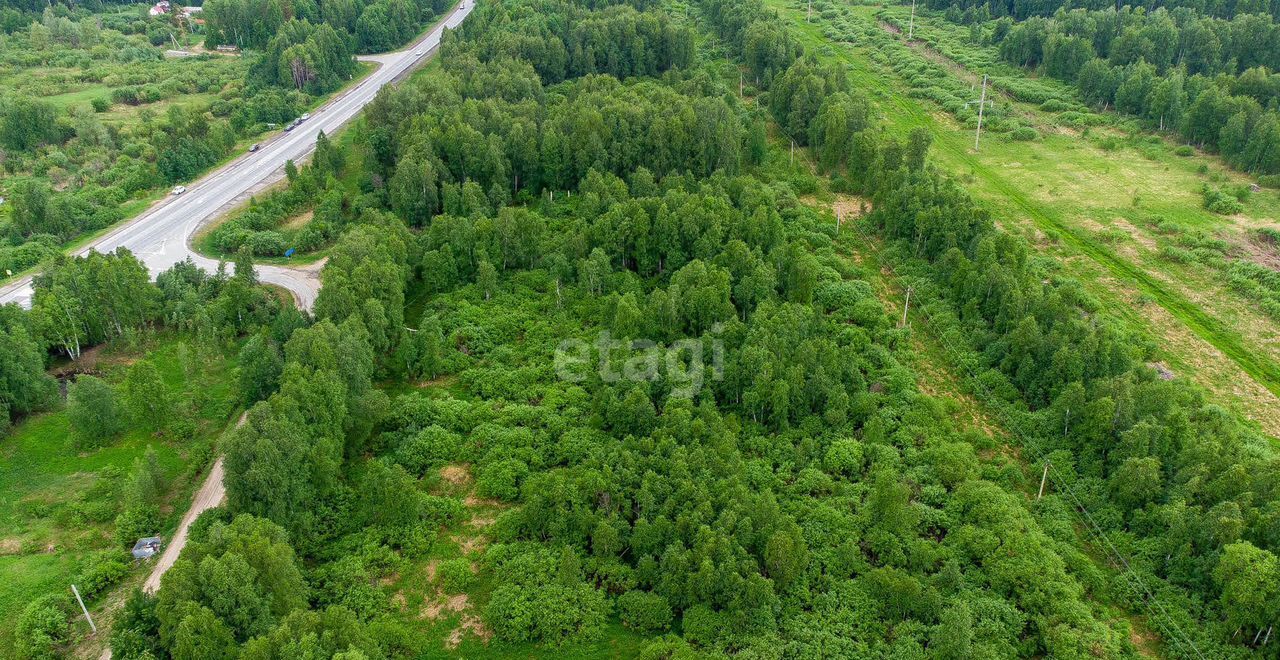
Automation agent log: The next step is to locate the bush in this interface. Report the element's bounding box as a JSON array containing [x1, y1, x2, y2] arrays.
[[14, 594, 69, 660], [1174, 145, 1194, 157], [617, 590, 672, 632], [486, 582, 609, 645], [1202, 186, 1244, 215], [436, 558, 476, 593], [91, 97, 110, 112], [476, 459, 529, 501], [75, 549, 130, 600], [394, 425, 462, 476], [1010, 126, 1039, 141], [67, 375, 124, 449], [1159, 246, 1196, 264], [1039, 98, 1070, 112], [115, 504, 161, 548]]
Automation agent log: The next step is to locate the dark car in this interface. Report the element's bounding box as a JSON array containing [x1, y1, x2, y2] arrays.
[[248, 143, 260, 152]]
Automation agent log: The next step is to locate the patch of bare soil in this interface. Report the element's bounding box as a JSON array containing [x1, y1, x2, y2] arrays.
[[445, 614, 493, 649], [1238, 229, 1280, 272], [466, 514, 495, 528], [455, 534, 487, 556], [413, 464, 502, 648], [1112, 217, 1158, 252], [282, 209, 314, 230], [462, 493, 501, 508], [440, 464, 472, 488], [416, 374, 457, 389], [0, 538, 20, 555], [52, 344, 139, 378], [832, 194, 870, 222]]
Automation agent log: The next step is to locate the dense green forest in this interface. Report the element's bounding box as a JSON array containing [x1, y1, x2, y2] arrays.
[[923, 0, 1280, 177], [2, 0, 1280, 657]]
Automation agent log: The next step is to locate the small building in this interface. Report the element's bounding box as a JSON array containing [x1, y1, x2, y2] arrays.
[[132, 537, 163, 560], [149, 1, 170, 16]]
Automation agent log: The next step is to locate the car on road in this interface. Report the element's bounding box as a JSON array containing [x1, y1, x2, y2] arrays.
[[300, 113, 311, 121], [414, 50, 423, 57], [248, 143, 260, 152], [171, 186, 186, 196], [284, 120, 298, 132]]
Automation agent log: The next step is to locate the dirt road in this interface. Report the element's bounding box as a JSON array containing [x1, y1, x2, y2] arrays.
[[142, 457, 226, 594]]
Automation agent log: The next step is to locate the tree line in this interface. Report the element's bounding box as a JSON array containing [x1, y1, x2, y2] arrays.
[[923, 0, 1280, 22], [988, 5, 1280, 176]]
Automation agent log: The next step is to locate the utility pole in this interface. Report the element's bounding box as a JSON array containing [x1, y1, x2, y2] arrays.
[[1038, 462, 1050, 499], [900, 286, 912, 327], [973, 75, 988, 150], [807, 0, 812, 22], [71, 584, 96, 634], [789, 139, 795, 167], [908, 0, 916, 40], [835, 209, 841, 235], [739, 70, 743, 98]]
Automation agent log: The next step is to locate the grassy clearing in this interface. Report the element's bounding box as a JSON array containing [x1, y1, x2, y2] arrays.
[[770, 0, 1280, 436], [0, 333, 242, 655]]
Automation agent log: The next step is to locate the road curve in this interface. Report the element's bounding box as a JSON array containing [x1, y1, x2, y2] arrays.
[[0, 1, 474, 311]]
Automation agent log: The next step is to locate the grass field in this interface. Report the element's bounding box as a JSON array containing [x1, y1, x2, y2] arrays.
[[770, 0, 1280, 437], [0, 334, 241, 656]]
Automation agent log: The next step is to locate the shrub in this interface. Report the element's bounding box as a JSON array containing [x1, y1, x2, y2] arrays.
[[394, 425, 462, 476], [486, 582, 609, 644], [1010, 126, 1039, 141], [617, 590, 672, 632], [436, 558, 476, 593], [1039, 98, 1070, 112], [67, 375, 124, 449], [91, 97, 110, 112], [14, 594, 69, 660], [1174, 145, 1194, 157], [476, 459, 529, 501], [75, 550, 130, 600], [1202, 186, 1244, 215], [1159, 246, 1196, 264], [115, 504, 161, 548]]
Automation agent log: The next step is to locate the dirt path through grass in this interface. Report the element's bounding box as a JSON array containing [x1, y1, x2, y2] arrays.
[[141, 457, 225, 594]]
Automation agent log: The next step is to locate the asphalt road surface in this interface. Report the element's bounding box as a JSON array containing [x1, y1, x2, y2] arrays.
[[0, 0, 474, 311]]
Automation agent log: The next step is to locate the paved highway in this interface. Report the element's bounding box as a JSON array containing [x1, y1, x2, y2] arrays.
[[0, 0, 474, 311]]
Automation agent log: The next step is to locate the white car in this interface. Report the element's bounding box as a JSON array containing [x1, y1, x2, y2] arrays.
[[414, 51, 423, 57], [171, 186, 186, 196], [300, 113, 311, 121]]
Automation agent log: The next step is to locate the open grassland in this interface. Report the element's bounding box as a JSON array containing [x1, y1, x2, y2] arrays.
[[772, 0, 1280, 436], [0, 334, 240, 656]]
